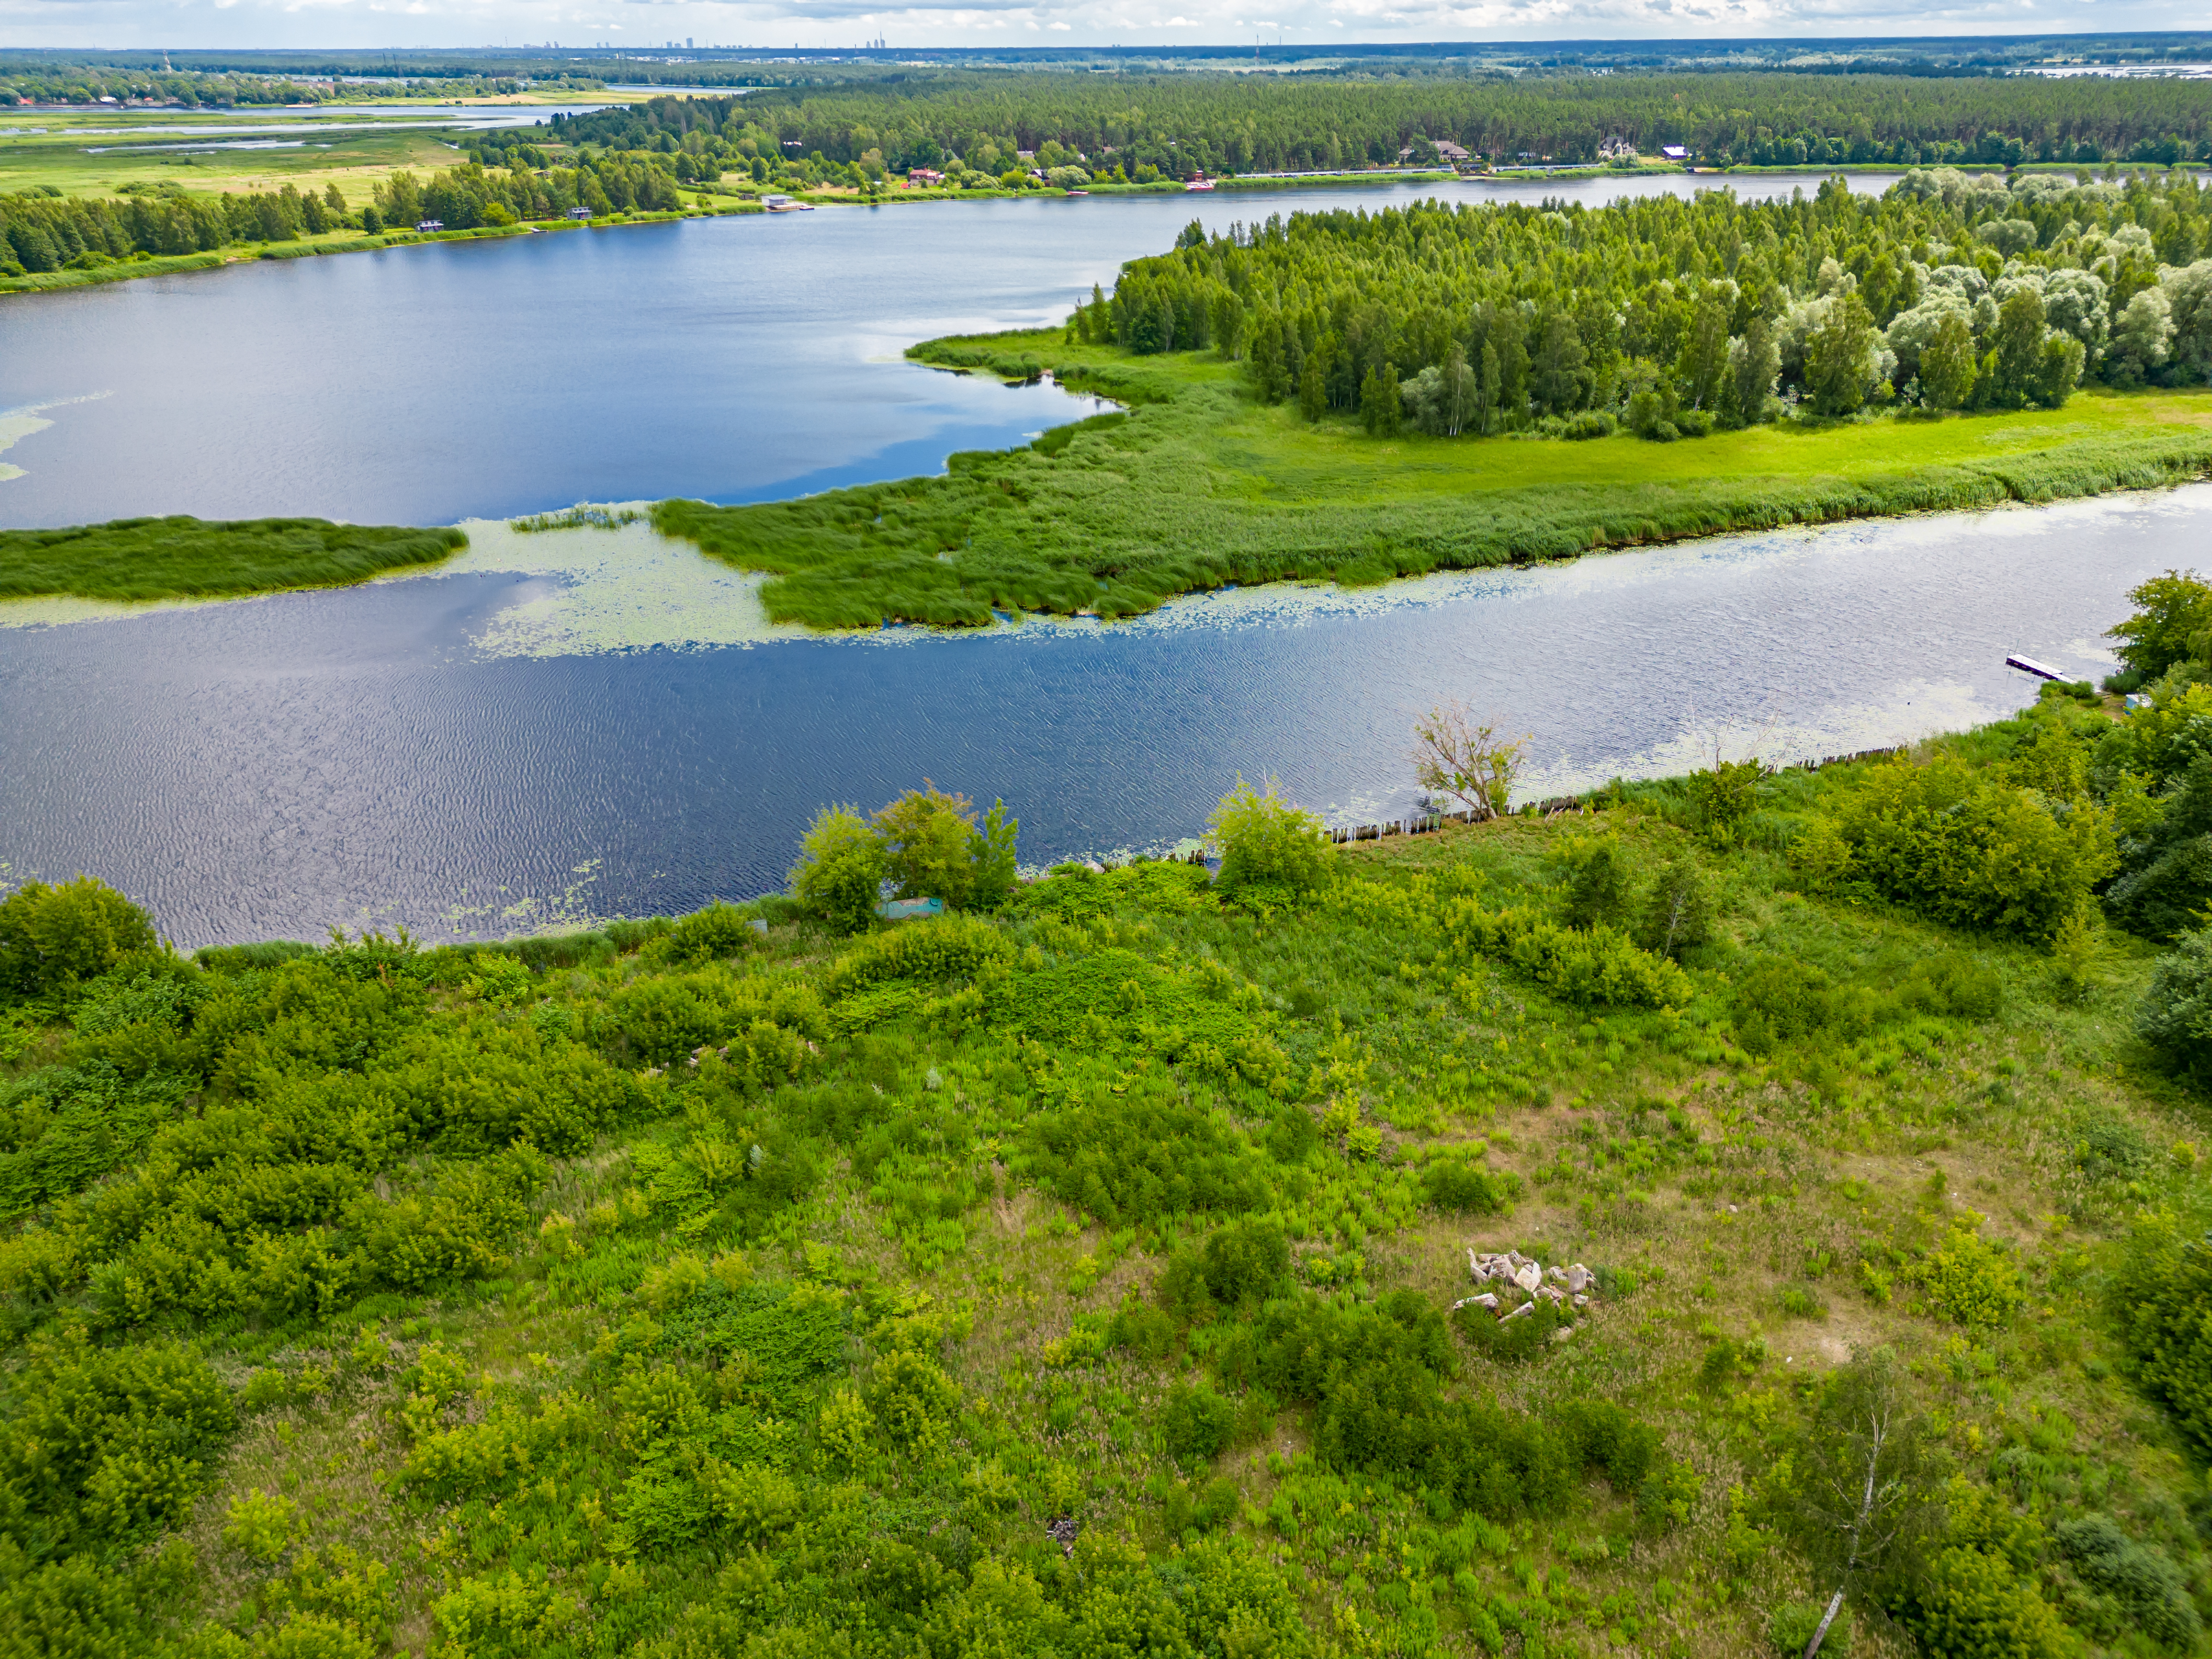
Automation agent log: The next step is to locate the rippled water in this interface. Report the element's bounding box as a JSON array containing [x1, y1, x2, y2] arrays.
[[2, 487, 2190, 947], [12, 165, 2168, 949]]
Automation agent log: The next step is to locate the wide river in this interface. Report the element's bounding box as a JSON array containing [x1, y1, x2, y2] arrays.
[[2, 173, 2192, 945]]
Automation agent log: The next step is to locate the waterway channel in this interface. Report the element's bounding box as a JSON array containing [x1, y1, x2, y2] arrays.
[[2, 171, 2188, 945]]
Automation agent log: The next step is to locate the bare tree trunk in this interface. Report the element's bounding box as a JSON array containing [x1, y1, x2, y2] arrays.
[[1803, 1588, 1844, 1659]]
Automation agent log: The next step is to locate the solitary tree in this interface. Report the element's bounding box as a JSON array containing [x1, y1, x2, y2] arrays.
[[1411, 705, 1525, 821], [1785, 1351, 1943, 1658], [1919, 311, 1980, 410]]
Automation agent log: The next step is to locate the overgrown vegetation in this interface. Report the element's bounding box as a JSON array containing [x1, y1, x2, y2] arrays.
[[0, 517, 466, 602], [6, 583, 2212, 1655]]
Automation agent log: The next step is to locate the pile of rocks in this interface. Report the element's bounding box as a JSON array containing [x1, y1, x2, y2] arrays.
[[1452, 1250, 1596, 1322]]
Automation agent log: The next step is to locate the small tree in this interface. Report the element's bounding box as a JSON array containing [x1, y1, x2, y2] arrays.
[[1918, 311, 1980, 411], [1785, 1351, 1944, 1657], [1687, 755, 1769, 846], [1207, 777, 1335, 896], [967, 799, 1021, 911], [790, 806, 885, 933], [1638, 854, 1715, 958], [872, 782, 978, 909], [1412, 705, 1525, 821]]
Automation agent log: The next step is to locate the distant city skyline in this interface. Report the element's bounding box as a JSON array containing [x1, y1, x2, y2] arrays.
[[6, 0, 2212, 56]]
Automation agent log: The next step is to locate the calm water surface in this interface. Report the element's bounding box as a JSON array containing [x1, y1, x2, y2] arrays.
[[0, 172, 1887, 528], [9, 167, 2178, 947]]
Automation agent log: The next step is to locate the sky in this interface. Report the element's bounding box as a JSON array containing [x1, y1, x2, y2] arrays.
[[2, 0, 2208, 57]]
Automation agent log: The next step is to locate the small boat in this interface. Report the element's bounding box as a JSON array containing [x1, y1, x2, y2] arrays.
[[760, 194, 814, 212], [1064, 188, 1089, 196], [1185, 178, 1215, 191], [2005, 653, 2069, 681]]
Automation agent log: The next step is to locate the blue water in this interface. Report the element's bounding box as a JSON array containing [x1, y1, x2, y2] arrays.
[[0, 172, 1887, 529], [9, 168, 2188, 949]]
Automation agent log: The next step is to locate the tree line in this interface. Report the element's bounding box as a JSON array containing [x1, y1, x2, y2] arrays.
[[1077, 167, 2212, 438], [547, 71, 2212, 182], [0, 147, 701, 275]]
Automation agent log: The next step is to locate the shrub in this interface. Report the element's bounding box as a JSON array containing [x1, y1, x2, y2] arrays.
[[2134, 930, 2212, 1082], [1907, 1544, 2070, 1659], [1636, 854, 1713, 958], [2053, 1515, 2201, 1651], [0, 1336, 235, 1560], [1022, 1093, 1267, 1225], [1562, 410, 1616, 439], [1161, 1383, 1236, 1467], [1769, 1601, 1852, 1657], [1826, 757, 2117, 939], [1898, 952, 2003, 1019], [868, 1350, 961, 1448], [223, 1488, 301, 1562], [0, 877, 159, 998], [790, 806, 884, 933], [1686, 758, 1767, 844], [1419, 1160, 1509, 1214], [1201, 1221, 1289, 1306], [1548, 833, 1637, 930], [1447, 902, 1691, 1008], [1453, 1296, 1571, 1364], [2107, 568, 2212, 680], [1913, 1227, 2023, 1329], [657, 904, 756, 965], [1206, 776, 1334, 896], [2117, 1221, 2212, 1455]]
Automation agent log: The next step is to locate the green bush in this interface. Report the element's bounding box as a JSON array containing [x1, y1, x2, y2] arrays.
[[1452, 1296, 1572, 1364], [1913, 1227, 2024, 1329], [1021, 1092, 1267, 1225], [1769, 1600, 1851, 1657], [0, 877, 159, 999], [1161, 1382, 1236, 1467], [656, 903, 757, 965], [1822, 757, 2118, 940], [1445, 902, 1691, 1008], [0, 1336, 235, 1560], [1907, 1544, 2071, 1659], [2053, 1515, 2201, 1652], [790, 806, 885, 933], [1201, 1221, 1289, 1306], [873, 784, 981, 909], [1898, 952, 2003, 1019], [2133, 930, 2212, 1082], [2117, 1222, 2212, 1455], [1636, 854, 1714, 958], [1206, 777, 1335, 896], [1548, 833, 1637, 930], [1419, 1160, 1510, 1215]]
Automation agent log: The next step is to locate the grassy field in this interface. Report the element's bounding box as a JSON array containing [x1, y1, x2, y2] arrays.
[[0, 517, 468, 601], [655, 331, 2212, 628], [0, 115, 476, 204], [3, 682, 2209, 1658]]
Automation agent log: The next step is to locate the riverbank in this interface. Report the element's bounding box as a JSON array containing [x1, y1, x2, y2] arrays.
[[652, 329, 2212, 629]]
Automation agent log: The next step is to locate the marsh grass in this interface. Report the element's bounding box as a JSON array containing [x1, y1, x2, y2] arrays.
[[0, 516, 466, 601], [656, 331, 2212, 629]]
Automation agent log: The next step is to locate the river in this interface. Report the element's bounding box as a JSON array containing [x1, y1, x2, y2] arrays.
[[2, 171, 2187, 945]]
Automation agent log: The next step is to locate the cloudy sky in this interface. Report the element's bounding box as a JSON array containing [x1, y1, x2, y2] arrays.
[[2, 0, 2205, 55]]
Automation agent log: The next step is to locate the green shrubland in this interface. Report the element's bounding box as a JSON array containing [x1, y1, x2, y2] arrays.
[[9, 589, 2212, 1654]]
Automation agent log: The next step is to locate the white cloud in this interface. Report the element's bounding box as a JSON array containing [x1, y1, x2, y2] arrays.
[[0, 0, 2200, 49]]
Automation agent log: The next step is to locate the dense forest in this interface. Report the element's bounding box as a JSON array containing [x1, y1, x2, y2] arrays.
[[1091, 169, 2212, 432], [5, 579, 2212, 1656], [527, 74, 2212, 183]]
